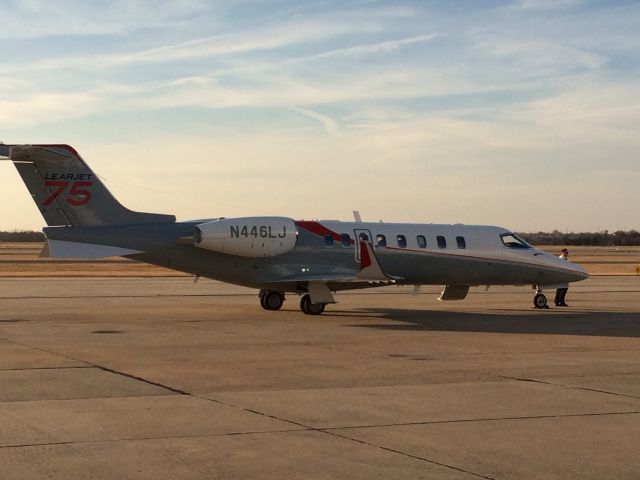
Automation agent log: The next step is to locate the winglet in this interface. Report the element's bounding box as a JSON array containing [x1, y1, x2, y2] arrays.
[[356, 241, 397, 281]]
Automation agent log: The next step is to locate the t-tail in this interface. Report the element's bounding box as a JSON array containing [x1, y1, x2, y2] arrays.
[[0, 144, 174, 226]]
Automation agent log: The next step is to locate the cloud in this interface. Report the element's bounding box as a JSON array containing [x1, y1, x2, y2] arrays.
[[509, 0, 583, 10], [132, 67, 488, 112], [114, 19, 364, 65], [508, 79, 640, 145], [14, 14, 387, 75], [0, 0, 209, 39], [299, 33, 442, 60], [0, 91, 101, 127], [289, 107, 339, 134], [1, 1, 638, 231], [473, 38, 608, 71]]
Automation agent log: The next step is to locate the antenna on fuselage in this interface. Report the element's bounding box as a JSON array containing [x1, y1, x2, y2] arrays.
[[353, 210, 362, 223]]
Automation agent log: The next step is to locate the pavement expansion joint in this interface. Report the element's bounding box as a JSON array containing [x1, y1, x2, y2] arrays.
[[1, 337, 90, 363], [0, 337, 188, 396], [0, 365, 93, 372], [201, 388, 640, 479], [201, 395, 494, 479], [196, 395, 312, 430], [499, 375, 551, 384], [501, 375, 640, 401], [88, 363, 189, 395], [550, 383, 640, 401], [320, 410, 640, 431], [322, 429, 496, 480], [0, 428, 312, 451]]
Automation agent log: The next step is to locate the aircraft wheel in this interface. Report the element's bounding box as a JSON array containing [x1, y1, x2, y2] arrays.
[[259, 290, 268, 309], [300, 294, 325, 315], [533, 293, 548, 309], [261, 291, 284, 310]]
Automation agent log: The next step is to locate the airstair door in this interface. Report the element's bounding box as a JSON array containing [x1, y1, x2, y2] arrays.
[[353, 228, 372, 262]]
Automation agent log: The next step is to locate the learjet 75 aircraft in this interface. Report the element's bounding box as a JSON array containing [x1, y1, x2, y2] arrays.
[[1, 144, 588, 314]]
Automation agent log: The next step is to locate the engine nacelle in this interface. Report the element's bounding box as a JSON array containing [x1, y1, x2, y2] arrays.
[[194, 217, 297, 258]]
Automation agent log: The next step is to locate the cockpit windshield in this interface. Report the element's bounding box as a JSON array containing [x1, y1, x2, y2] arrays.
[[500, 233, 532, 249]]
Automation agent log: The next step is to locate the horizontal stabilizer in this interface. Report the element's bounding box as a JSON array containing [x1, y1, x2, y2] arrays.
[[47, 239, 143, 259]]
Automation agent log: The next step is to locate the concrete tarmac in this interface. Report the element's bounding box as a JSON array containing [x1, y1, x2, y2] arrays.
[[1, 276, 639, 479]]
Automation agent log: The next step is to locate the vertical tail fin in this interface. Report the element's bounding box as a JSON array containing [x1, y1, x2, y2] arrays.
[[5, 144, 175, 226]]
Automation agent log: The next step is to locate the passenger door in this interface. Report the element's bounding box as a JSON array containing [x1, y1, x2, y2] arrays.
[[353, 228, 372, 262]]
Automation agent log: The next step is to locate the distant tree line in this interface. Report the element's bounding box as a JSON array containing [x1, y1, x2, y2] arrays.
[[1, 229, 640, 246], [518, 230, 640, 246], [0, 230, 45, 242]]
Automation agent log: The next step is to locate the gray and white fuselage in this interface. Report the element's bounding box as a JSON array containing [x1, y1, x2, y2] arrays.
[[2, 144, 588, 314]]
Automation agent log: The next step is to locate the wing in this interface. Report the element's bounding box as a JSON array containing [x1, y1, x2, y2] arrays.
[[263, 241, 403, 303]]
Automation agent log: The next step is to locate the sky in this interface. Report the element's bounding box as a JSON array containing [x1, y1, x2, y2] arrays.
[[1, 0, 638, 232]]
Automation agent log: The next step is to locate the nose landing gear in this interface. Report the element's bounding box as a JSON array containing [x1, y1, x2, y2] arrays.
[[533, 292, 549, 309]]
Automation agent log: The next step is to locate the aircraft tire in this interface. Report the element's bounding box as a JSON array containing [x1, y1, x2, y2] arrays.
[[261, 291, 284, 310], [259, 291, 268, 309], [300, 294, 325, 315], [533, 293, 548, 309]]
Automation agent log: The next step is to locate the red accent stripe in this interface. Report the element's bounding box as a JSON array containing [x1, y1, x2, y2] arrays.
[[296, 221, 342, 241], [35, 144, 80, 157]]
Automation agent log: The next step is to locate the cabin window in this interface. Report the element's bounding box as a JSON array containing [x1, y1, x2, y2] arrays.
[[417, 235, 427, 248], [397, 235, 407, 248], [456, 236, 466, 249], [437, 236, 447, 249], [500, 233, 531, 249], [341, 233, 352, 248], [376, 234, 387, 247], [358, 232, 369, 242], [324, 234, 334, 247]]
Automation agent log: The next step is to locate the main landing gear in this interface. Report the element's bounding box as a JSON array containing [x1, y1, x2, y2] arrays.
[[299, 294, 325, 315], [259, 290, 285, 310], [258, 290, 327, 315], [533, 292, 549, 309]]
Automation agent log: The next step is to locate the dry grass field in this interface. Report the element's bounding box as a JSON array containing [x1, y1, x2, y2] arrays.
[[0, 243, 183, 277], [542, 245, 640, 276], [0, 242, 638, 277]]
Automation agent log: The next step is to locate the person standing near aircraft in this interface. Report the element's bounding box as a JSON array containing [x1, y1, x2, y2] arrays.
[[555, 248, 570, 306]]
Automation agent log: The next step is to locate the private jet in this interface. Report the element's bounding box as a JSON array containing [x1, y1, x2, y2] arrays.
[[1, 144, 588, 314]]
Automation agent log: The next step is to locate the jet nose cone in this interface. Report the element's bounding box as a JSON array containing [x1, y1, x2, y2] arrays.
[[568, 262, 589, 282]]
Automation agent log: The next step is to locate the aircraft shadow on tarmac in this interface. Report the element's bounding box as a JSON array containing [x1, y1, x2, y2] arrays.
[[342, 309, 640, 337]]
